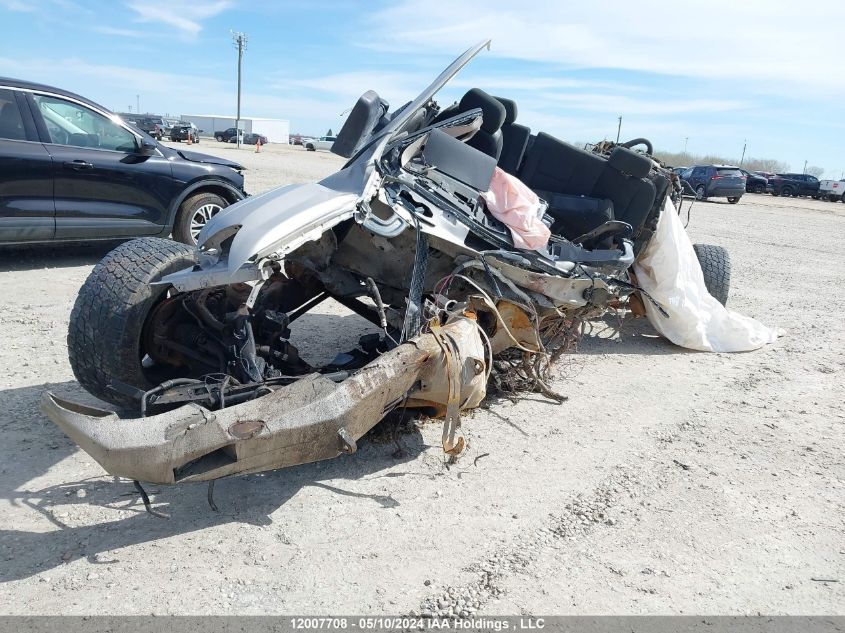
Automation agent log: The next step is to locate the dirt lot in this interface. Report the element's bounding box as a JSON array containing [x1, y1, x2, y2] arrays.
[[0, 141, 842, 615]]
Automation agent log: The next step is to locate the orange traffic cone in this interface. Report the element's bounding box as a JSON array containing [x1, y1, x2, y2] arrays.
[[255, 140, 261, 153], [186, 131, 193, 145]]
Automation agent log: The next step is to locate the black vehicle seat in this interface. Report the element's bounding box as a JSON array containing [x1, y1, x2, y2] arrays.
[[520, 133, 658, 238], [452, 88, 506, 160], [535, 191, 615, 246], [519, 132, 606, 195], [0, 103, 25, 140], [591, 147, 656, 232], [494, 97, 530, 176]]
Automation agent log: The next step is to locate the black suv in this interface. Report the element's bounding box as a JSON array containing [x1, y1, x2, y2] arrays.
[[738, 168, 767, 194], [0, 78, 245, 245], [766, 173, 820, 197], [682, 164, 745, 203], [214, 127, 243, 142], [170, 123, 199, 143]]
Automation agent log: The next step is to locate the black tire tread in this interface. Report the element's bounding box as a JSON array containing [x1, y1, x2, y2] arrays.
[[693, 243, 731, 306], [67, 238, 196, 407]]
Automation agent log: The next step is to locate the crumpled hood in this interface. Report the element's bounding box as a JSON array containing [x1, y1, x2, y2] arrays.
[[176, 149, 244, 170]]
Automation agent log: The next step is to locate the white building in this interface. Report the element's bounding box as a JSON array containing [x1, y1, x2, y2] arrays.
[[181, 114, 289, 144]]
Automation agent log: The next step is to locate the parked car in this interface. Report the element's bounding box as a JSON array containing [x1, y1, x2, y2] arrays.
[[159, 117, 179, 136], [683, 164, 745, 203], [214, 127, 243, 142], [819, 179, 845, 202], [304, 135, 336, 151], [228, 132, 267, 146], [143, 116, 171, 140], [170, 123, 199, 143], [0, 78, 246, 245], [118, 114, 163, 140], [738, 168, 767, 194], [290, 133, 302, 145], [139, 118, 164, 140], [766, 173, 820, 197]]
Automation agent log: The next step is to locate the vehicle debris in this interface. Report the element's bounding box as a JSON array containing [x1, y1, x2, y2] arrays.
[[41, 40, 773, 498]]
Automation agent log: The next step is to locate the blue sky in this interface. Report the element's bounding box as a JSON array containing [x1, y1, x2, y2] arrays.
[[1, 0, 842, 176]]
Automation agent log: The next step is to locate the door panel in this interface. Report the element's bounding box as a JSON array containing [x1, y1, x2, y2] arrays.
[[0, 88, 54, 242], [29, 93, 176, 240]]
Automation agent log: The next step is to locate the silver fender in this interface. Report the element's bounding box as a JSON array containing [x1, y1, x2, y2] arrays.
[[200, 182, 358, 274]]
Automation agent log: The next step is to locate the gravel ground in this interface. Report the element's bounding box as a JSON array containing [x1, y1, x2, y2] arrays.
[[0, 142, 842, 615]]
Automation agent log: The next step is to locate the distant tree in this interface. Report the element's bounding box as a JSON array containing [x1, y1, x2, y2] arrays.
[[805, 165, 825, 178], [326, 128, 333, 136], [745, 158, 789, 173]]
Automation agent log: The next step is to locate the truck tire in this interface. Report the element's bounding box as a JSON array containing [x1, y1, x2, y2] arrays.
[[781, 186, 793, 197], [68, 238, 197, 408], [693, 243, 731, 306]]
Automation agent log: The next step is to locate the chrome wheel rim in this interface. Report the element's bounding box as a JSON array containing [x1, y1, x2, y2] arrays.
[[190, 203, 222, 241]]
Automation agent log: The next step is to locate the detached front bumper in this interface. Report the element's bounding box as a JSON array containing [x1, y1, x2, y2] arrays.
[[42, 317, 487, 484]]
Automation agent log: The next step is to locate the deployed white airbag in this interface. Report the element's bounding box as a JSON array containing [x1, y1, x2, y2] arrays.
[[633, 198, 779, 352]]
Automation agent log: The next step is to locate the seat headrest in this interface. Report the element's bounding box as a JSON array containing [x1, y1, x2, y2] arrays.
[[459, 88, 506, 134], [494, 97, 518, 125], [608, 147, 652, 179]]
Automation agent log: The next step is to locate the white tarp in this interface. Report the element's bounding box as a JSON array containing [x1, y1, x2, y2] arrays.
[[633, 198, 780, 352]]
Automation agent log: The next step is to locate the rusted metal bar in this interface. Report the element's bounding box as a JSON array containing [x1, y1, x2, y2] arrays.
[[41, 317, 487, 485]]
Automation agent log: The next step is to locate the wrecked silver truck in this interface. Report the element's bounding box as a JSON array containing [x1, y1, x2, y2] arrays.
[[42, 41, 730, 498]]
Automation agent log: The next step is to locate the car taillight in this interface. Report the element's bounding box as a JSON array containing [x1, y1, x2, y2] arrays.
[[711, 175, 721, 180]]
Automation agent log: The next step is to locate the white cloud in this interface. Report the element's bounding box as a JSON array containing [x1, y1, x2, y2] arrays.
[[365, 0, 844, 96], [539, 93, 751, 116], [126, 0, 232, 37], [0, 0, 35, 11], [279, 70, 429, 105], [92, 26, 147, 38]]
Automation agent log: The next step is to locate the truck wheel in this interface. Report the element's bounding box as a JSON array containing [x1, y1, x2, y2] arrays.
[[215, 135, 224, 142], [68, 238, 197, 407], [695, 184, 707, 200], [173, 192, 228, 245], [781, 186, 793, 197], [693, 244, 731, 306]]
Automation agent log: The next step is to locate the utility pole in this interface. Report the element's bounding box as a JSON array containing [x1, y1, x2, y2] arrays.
[[740, 139, 747, 166], [615, 116, 622, 143], [231, 31, 248, 149], [136, 94, 140, 114], [683, 137, 689, 155], [803, 159, 807, 174]]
